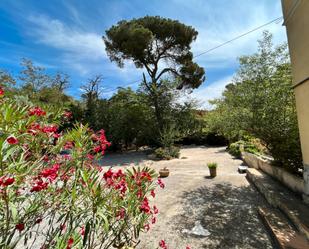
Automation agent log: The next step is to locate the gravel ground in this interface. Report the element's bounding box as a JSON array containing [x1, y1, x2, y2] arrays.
[[102, 145, 274, 249]]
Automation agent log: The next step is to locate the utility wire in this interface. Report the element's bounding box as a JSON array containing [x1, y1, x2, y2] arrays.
[[104, 16, 283, 93], [193, 16, 283, 58]]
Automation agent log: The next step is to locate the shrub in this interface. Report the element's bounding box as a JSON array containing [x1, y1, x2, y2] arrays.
[[228, 141, 243, 158], [154, 146, 180, 160], [228, 137, 265, 158], [207, 162, 217, 169], [0, 91, 163, 249]]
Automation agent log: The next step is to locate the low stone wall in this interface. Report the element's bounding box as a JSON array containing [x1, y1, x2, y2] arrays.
[[242, 151, 304, 194]]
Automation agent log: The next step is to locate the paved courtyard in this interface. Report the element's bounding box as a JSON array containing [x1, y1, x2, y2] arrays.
[[102, 146, 274, 249]]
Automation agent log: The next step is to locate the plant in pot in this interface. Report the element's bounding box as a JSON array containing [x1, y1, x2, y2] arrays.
[[207, 162, 217, 177], [159, 167, 170, 178]]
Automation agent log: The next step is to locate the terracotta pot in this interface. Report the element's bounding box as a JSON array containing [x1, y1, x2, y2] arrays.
[[159, 168, 170, 178], [209, 167, 217, 177]]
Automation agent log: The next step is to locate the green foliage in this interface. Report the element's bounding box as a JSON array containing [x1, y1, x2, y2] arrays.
[[103, 16, 205, 89], [154, 146, 180, 160], [104, 16, 205, 137], [207, 162, 217, 169], [0, 92, 161, 249], [228, 142, 243, 158], [205, 31, 302, 174]]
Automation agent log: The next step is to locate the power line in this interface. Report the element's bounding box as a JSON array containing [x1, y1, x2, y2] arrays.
[[104, 16, 283, 93], [193, 16, 283, 58]]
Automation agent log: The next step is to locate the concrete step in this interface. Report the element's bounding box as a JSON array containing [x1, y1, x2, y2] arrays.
[[258, 207, 309, 249], [247, 168, 309, 241]]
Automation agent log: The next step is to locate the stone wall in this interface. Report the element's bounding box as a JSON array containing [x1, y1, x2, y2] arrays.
[[242, 151, 304, 194]]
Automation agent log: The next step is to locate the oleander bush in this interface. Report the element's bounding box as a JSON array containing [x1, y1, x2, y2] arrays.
[[0, 87, 164, 249]]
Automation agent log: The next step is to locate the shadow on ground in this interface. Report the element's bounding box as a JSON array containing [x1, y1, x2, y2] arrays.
[[99, 151, 150, 167], [173, 182, 274, 249]]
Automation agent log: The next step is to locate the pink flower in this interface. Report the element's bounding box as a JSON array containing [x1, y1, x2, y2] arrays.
[[87, 154, 94, 160], [159, 240, 167, 249], [7, 136, 18, 145], [153, 205, 159, 214], [15, 223, 25, 232], [80, 226, 85, 236], [186, 246, 191, 249], [157, 179, 165, 189], [63, 111, 72, 119], [116, 208, 126, 220], [53, 133, 61, 138], [144, 224, 150, 232], [151, 217, 156, 224], [28, 107, 46, 116]]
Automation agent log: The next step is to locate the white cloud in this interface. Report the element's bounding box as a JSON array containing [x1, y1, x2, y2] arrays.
[[27, 15, 106, 60], [185, 75, 234, 110]]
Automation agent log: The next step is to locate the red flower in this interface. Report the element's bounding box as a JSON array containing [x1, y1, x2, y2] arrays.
[[93, 145, 101, 153], [7, 136, 18, 145], [151, 217, 156, 224], [40, 164, 60, 182], [15, 223, 25, 232], [30, 179, 48, 192], [42, 125, 58, 134], [157, 179, 165, 189], [0, 86, 4, 96], [103, 169, 114, 180], [153, 205, 159, 214], [28, 107, 46, 116], [67, 237, 74, 249], [151, 190, 155, 198], [159, 240, 167, 249], [186, 246, 191, 249], [0, 176, 15, 187], [140, 197, 151, 214]]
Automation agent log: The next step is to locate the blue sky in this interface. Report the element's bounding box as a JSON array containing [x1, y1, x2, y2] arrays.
[[0, 0, 287, 108]]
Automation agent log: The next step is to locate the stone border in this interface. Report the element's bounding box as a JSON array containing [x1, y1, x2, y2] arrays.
[[242, 151, 304, 194]]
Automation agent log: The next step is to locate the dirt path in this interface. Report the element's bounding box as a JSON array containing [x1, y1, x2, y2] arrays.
[[102, 146, 274, 249]]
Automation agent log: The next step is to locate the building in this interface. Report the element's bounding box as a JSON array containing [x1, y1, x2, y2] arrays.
[[281, 0, 309, 203]]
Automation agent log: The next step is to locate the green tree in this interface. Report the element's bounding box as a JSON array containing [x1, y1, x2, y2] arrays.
[[206, 31, 302, 173], [103, 16, 205, 132]]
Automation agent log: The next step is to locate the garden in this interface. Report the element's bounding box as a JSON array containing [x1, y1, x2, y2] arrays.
[[0, 14, 304, 249]]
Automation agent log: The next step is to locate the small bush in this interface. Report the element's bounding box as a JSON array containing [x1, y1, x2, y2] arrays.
[[228, 137, 265, 158], [228, 141, 243, 158], [207, 162, 217, 169], [154, 146, 180, 160]]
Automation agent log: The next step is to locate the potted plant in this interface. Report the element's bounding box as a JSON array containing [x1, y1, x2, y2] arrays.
[[207, 162, 217, 177], [159, 167, 170, 177]]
